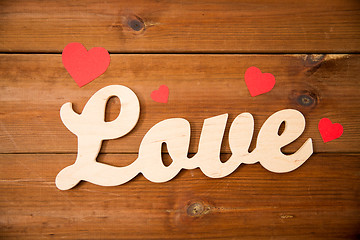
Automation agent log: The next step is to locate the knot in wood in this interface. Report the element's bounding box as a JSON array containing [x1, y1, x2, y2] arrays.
[[289, 90, 318, 109], [187, 202, 204, 217], [304, 54, 325, 67], [128, 17, 145, 31], [297, 94, 314, 107]]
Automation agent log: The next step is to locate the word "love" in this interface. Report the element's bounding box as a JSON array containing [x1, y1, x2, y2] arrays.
[[56, 85, 313, 190]]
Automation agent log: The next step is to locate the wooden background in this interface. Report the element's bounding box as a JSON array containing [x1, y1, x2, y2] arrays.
[[1, 0, 359, 239]]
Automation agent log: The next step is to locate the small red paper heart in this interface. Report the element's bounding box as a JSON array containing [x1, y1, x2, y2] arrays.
[[151, 85, 169, 103], [62, 42, 110, 87], [244, 66, 276, 97], [318, 118, 343, 143]]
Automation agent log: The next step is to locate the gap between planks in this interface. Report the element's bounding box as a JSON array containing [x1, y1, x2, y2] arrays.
[[0, 52, 359, 55]]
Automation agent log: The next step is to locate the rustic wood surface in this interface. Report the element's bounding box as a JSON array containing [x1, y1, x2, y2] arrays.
[[0, 153, 359, 239], [1, 54, 359, 154], [1, 0, 360, 53], [0, 0, 359, 239]]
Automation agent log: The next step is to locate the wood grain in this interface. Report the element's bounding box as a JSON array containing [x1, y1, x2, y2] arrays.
[[1, 1, 359, 238], [1, 0, 359, 53], [1, 54, 359, 154], [0, 153, 358, 239]]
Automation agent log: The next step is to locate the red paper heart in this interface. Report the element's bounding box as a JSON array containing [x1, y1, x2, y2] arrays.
[[151, 85, 169, 103], [318, 118, 343, 143], [62, 42, 110, 87], [244, 66, 276, 97]]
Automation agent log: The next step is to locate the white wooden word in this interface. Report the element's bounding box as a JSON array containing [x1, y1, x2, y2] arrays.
[[56, 85, 313, 190]]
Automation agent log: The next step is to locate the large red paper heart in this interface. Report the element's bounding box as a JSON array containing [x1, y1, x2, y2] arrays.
[[62, 42, 110, 87], [244, 66, 276, 97], [151, 85, 169, 103], [318, 118, 343, 143]]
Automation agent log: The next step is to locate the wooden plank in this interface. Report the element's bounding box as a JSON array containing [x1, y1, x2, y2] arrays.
[[1, 54, 359, 154], [0, 153, 358, 239], [1, 0, 359, 53]]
